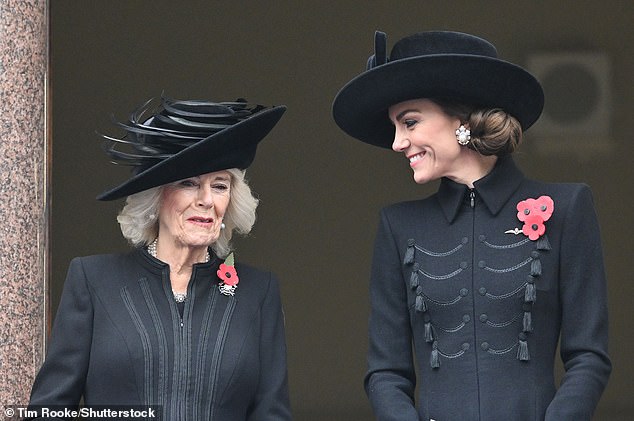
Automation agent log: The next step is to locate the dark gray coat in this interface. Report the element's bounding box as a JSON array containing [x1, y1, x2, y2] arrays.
[[366, 156, 611, 421], [28, 249, 291, 420]]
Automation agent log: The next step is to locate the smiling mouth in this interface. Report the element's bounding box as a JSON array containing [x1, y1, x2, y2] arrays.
[[408, 152, 426, 165]]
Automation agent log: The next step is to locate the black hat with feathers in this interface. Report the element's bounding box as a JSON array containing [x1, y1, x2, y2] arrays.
[[97, 95, 286, 201]]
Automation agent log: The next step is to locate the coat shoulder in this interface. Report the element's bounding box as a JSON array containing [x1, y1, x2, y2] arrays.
[[70, 251, 139, 278], [519, 179, 595, 210], [382, 194, 439, 216], [233, 261, 281, 301], [521, 178, 591, 194], [72, 251, 134, 267]]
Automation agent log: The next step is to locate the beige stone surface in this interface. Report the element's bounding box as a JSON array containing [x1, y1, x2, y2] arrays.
[[0, 0, 48, 412]]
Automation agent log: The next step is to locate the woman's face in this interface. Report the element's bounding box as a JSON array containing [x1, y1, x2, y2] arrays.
[[388, 98, 463, 185], [158, 170, 231, 251]]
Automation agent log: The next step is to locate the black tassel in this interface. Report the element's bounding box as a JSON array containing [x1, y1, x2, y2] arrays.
[[517, 334, 530, 361], [536, 235, 551, 251], [530, 258, 542, 276], [424, 322, 434, 343], [415, 295, 426, 313], [430, 341, 441, 369], [403, 239, 415, 265], [523, 311, 533, 332], [525, 282, 536, 303], [409, 270, 419, 290]]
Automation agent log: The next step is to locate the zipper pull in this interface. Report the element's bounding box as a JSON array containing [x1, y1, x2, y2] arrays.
[[470, 190, 475, 208]]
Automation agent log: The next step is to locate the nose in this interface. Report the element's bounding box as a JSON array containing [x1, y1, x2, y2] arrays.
[[197, 185, 214, 208], [392, 127, 410, 152]]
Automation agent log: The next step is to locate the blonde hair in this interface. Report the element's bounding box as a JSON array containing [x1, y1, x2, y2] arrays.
[[117, 168, 258, 258], [432, 98, 523, 156]]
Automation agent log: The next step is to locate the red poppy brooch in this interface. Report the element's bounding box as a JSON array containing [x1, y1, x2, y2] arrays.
[[217, 252, 239, 296], [509, 195, 554, 241]]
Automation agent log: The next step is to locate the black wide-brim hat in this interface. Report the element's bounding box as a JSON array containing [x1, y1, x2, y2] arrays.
[[97, 96, 286, 201], [332, 31, 544, 148]]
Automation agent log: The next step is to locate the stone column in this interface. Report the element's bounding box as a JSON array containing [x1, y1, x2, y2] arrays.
[[0, 0, 48, 413]]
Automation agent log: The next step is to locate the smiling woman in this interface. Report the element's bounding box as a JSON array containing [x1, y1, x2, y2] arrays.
[[332, 30, 611, 421], [26, 96, 292, 420]]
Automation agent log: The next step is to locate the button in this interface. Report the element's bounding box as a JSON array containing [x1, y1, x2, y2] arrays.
[[460, 261, 468, 269], [478, 260, 486, 268], [479, 287, 487, 295], [462, 237, 469, 244], [481, 342, 489, 350], [479, 314, 488, 323], [460, 288, 469, 297], [463, 314, 471, 323], [462, 342, 470, 351], [478, 234, 486, 242]]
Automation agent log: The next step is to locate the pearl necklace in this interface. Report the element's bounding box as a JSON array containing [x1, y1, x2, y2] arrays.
[[147, 238, 210, 303]]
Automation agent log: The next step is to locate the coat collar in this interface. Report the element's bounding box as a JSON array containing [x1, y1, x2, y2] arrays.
[[134, 246, 219, 275], [437, 155, 525, 223]]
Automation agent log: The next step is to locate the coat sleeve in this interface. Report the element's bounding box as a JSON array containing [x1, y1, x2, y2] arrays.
[[246, 272, 292, 421], [545, 185, 612, 420], [27, 257, 93, 419], [364, 209, 419, 421]]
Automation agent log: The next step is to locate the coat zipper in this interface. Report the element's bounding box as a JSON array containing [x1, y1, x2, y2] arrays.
[[166, 268, 189, 421], [469, 188, 483, 419]]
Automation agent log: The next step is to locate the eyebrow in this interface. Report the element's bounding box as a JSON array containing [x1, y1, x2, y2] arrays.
[[183, 174, 231, 183], [394, 108, 420, 122]]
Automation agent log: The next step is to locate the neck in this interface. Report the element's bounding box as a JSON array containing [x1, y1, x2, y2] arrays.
[[448, 151, 498, 188], [149, 238, 210, 293]]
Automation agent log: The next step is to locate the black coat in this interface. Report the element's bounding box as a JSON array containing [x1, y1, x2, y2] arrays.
[[366, 156, 611, 421], [28, 249, 291, 420]]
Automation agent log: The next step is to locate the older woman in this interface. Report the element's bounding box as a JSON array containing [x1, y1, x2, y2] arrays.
[[333, 31, 611, 420], [28, 97, 291, 420]]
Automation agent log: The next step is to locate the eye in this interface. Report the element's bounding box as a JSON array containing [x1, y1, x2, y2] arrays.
[[404, 119, 418, 128], [178, 179, 198, 187], [212, 183, 230, 192]]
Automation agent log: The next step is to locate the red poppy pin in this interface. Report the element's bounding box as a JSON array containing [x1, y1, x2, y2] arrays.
[[511, 196, 555, 240], [218, 252, 239, 296]]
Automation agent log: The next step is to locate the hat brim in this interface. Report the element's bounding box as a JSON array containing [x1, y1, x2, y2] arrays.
[[332, 55, 544, 148], [97, 105, 286, 201]]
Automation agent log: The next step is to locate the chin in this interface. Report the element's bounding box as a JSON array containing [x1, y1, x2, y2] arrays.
[[414, 173, 441, 184], [412, 172, 434, 185], [184, 237, 218, 249]]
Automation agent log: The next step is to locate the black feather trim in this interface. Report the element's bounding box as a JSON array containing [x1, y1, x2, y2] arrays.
[[99, 96, 270, 170]]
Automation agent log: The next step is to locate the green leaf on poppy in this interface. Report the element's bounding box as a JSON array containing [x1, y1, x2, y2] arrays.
[[224, 252, 235, 267]]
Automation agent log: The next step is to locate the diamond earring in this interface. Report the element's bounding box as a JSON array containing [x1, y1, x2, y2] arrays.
[[455, 125, 471, 146]]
